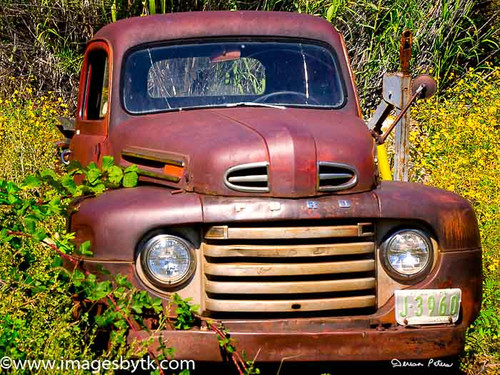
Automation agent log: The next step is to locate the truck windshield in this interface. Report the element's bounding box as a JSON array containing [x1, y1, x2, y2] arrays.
[[122, 41, 345, 114]]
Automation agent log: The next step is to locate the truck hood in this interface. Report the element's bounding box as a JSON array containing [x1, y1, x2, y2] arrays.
[[110, 107, 376, 197]]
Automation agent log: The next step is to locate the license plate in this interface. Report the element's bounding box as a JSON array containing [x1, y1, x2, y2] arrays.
[[395, 288, 461, 325]]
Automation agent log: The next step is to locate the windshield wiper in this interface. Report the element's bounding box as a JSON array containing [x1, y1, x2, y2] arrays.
[[224, 102, 286, 110]]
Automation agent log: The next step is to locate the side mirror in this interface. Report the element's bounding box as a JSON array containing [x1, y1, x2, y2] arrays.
[[55, 117, 75, 158], [56, 116, 76, 139]]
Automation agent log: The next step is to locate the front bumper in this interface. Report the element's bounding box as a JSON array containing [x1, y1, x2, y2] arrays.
[[130, 323, 466, 361], [82, 249, 480, 362]]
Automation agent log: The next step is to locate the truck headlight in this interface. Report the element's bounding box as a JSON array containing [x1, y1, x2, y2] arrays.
[[380, 229, 433, 282], [137, 234, 195, 288]]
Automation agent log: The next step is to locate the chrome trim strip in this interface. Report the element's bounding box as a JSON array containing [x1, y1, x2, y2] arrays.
[[205, 224, 373, 240], [319, 173, 353, 180], [228, 175, 268, 183]]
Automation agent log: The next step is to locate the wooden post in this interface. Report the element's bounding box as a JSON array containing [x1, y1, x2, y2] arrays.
[[393, 30, 412, 182]]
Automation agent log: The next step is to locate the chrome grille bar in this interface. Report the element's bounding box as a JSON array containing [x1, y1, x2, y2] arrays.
[[202, 222, 376, 315]]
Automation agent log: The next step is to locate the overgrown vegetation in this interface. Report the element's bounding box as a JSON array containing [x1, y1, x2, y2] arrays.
[[0, 82, 66, 182], [0, 87, 260, 372], [0, 1, 499, 374], [0, 152, 259, 374], [410, 66, 500, 374], [0, 0, 498, 110]]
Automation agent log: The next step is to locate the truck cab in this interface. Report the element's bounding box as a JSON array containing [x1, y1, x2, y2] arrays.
[[68, 11, 482, 362]]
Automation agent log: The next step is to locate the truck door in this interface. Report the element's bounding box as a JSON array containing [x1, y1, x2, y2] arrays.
[[70, 41, 111, 166]]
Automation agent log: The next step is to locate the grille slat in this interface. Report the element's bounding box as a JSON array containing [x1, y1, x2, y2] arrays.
[[205, 224, 373, 240], [317, 162, 357, 192], [202, 223, 376, 316], [224, 162, 269, 193], [205, 277, 376, 294], [204, 259, 375, 277], [204, 242, 374, 258], [205, 296, 376, 313]]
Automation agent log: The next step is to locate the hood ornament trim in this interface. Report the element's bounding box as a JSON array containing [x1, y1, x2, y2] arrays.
[[224, 162, 270, 193], [317, 162, 358, 192]]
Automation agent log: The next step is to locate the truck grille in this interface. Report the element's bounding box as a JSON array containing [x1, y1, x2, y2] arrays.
[[317, 162, 357, 192], [224, 162, 269, 193], [202, 222, 376, 316]]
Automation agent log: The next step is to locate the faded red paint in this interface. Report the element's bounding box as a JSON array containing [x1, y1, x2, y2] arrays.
[[67, 11, 482, 362]]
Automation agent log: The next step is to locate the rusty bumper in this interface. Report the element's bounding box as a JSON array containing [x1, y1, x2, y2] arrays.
[[86, 249, 480, 362], [130, 323, 466, 362]]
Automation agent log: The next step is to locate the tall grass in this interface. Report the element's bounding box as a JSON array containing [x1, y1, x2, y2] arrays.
[[0, 0, 498, 112], [317, 0, 499, 109]]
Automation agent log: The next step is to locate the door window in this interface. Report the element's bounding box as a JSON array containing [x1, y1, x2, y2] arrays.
[[83, 49, 109, 120]]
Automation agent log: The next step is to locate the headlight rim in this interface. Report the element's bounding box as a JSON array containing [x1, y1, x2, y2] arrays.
[[136, 233, 196, 291], [380, 228, 434, 283]]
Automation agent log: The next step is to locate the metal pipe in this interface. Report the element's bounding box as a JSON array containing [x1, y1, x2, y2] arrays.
[[376, 84, 424, 145]]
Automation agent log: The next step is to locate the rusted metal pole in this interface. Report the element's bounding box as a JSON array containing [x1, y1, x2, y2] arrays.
[[393, 30, 412, 181], [376, 85, 423, 145]]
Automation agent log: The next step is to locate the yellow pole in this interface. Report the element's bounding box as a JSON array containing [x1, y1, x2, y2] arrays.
[[377, 143, 392, 180]]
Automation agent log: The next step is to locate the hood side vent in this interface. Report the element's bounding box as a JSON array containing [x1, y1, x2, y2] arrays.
[[318, 162, 357, 192], [224, 162, 269, 193]]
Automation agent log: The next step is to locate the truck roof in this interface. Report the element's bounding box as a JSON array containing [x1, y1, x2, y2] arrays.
[[86, 11, 361, 127], [93, 11, 342, 53]]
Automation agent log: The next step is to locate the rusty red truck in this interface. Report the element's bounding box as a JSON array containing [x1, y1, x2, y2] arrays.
[[66, 11, 482, 362]]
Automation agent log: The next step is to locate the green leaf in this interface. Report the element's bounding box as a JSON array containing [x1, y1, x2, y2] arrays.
[[78, 240, 93, 256], [113, 319, 128, 330], [131, 302, 143, 314], [88, 280, 111, 300], [22, 175, 41, 189], [86, 167, 101, 185], [23, 215, 38, 235], [67, 160, 83, 174], [0, 228, 13, 243], [34, 228, 47, 241], [6, 182, 20, 195], [90, 183, 106, 195], [148, 0, 156, 15], [47, 197, 61, 215], [123, 171, 138, 188], [61, 174, 77, 195], [107, 166, 123, 185], [7, 193, 19, 205], [124, 164, 138, 173], [102, 156, 114, 171], [96, 265, 112, 276], [40, 169, 57, 180], [115, 274, 132, 288], [51, 256, 63, 268], [326, 4, 335, 22], [72, 269, 85, 286]]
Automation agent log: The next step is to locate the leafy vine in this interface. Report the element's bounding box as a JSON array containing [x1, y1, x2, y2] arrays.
[[0, 156, 259, 375]]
